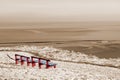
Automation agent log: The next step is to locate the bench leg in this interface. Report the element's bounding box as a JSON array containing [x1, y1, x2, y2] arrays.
[[27, 58, 30, 66], [21, 61, 24, 65], [15, 60, 18, 64], [27, 62, 30, 66], [54, 65, 56, 68], [32, 63, 34, 67], [34, 63, 36, 67], [39, 63, 41, 69], [46, 61, 49, 69], [32, 62, 36, 67], [46, 65, 50, 69]]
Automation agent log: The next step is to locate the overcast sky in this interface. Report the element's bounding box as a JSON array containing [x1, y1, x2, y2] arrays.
[[0, 0, 120, 23]]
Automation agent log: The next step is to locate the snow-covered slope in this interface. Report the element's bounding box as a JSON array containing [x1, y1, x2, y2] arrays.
[[0, 45, 120, 80], [0, 45, 120, 68]]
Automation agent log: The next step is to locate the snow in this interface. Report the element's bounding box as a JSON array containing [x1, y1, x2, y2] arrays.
[[1, 45, 119, 68], [0, 45, 120, 80]]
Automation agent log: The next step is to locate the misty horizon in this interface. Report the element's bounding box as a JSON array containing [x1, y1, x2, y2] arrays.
[[0, 0, 120, 24]]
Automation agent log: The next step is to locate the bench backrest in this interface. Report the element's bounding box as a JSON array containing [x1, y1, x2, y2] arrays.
[[31, 56, 50, 61]]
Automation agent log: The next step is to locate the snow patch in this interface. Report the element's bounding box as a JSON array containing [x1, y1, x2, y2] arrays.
[[0, 45, 120, 80]]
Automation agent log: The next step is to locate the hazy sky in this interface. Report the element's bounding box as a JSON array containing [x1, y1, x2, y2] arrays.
[[0, 0, 120, 23]]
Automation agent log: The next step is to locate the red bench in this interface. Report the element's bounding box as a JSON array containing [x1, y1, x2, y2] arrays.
[[31, 56, 56, 69], [15, 54, 56, 69], [15, 54, 30, 66]]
